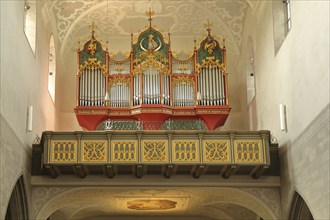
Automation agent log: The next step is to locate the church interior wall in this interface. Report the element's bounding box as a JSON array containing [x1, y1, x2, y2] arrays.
[[0, 1, 56, 219], [0, 1, 329, 219], [240, 1, 329, 219]]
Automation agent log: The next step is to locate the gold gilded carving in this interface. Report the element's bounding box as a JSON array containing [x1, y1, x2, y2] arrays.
[[142, 141, 167, 162], [50, 141, 77, 163], [197, 57, 224, 71], [204, 141, 230, 162], [112, 141, 137, 162], [109, 76, 130, 87], [87, 40, 96, 55], [234, 140, 262, 163], [79, 58, 107, 75], [81, 141, 107, 162], [133, 52, 169, 75], [173, 141, 199, 162], [172, 76, 194, 86]]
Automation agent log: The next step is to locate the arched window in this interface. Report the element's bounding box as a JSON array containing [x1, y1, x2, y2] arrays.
[[272, 0, 292, 55], [23, 0, 37, 54], [48, 35, 56, 103]]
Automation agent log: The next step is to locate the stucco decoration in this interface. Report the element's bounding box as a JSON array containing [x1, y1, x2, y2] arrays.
[[45, 0, 249, 57], [32, 186, 71, 217], [49, 1, 100, 42], [241, 187, 281, 218], [199, 0, 248, 48]]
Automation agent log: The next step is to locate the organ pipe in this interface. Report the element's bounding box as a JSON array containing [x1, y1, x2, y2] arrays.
[[78, 66, 227, 107]]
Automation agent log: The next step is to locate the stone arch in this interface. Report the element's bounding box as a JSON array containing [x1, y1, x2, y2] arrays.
[[5, 175, 29, 220], [34, 186, 279, 219], [289, 191, 314, 220]]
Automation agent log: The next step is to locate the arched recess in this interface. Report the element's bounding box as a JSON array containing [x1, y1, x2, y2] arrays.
[[289, 191, 314, 220], [48, 35, 56, 103], [246, 36, 258, 130], [5, 175, 29, 220], [23, 0, 37, 54], [34, 187, 278, 220]]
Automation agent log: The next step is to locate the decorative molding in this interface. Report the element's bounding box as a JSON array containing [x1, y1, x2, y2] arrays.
[[50, 141, 77, 163], [203, 140, 230, 163], [32, 187, 71, 217], [45, 1, 247, 57], [81, 140, 107, 162], [112, 141, 137, 162], [241, 187, 281, 218], [142, 140, 168, 162]]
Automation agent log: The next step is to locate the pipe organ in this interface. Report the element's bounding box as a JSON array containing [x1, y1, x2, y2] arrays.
[[75, 21, 231, 131]]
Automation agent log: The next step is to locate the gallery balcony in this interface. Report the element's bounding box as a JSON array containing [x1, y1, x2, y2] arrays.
[[32, 130, 279, 180]]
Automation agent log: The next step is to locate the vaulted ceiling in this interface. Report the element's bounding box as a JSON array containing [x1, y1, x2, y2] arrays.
[[45, 0, 255, 58], [36, 187, 279, 219]]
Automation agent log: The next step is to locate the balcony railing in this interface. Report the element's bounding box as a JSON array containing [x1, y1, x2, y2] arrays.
[[32, 130, 279, 179]]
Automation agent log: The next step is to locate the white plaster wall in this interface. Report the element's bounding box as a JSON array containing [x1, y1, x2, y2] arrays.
[[0, 1, 57, 219], [240, 1, 329, 219]]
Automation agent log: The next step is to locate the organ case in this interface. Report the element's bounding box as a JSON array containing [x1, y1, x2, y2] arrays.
[[75, 22, 230, 131]]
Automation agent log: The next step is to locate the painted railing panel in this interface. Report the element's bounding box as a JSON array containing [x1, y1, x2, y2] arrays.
[[42, 131, 271, 166]]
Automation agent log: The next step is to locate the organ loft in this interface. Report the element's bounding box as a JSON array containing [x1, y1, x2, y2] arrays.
[[74, 12, 231, 131]]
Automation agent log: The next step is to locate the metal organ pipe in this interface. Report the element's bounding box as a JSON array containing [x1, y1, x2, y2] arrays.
[[184, 82, 187, 106], [209, 67, 213, 105], [157, 73, 160, 104], [79, 74, 83, 106], [154, 70, 156, 104], [216, 68, 219, 105], [87, 68, 90, 106], [134, 76, 136, 105], [149, 69, 152, 104], [166, 75, 169, 105], [137, 75, 140, 105], [152, 69, 155, 104], [202, 68, 206, 105], [92, 68, 95, 105], [143, 72, 146, 104], [197, 73, 200, 105], [219, 69, 223, 105], [221, 70, 225, 105], [85, 69, 88, 106], [96, 69, 98, 106], [213, 67, 216, 105], [96, 69, 101, 106]]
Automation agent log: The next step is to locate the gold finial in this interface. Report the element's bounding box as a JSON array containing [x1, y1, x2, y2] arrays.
[[204, 20, 213, 36], [88, 21, 97, 38], [145, 8, 155, 28]]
